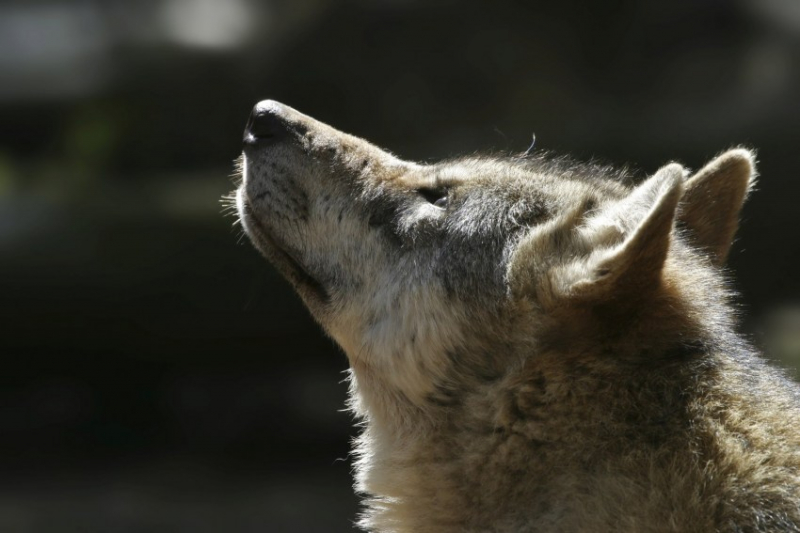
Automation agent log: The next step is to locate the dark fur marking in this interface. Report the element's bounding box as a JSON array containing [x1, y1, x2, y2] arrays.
[[426, 384, 461, 408]]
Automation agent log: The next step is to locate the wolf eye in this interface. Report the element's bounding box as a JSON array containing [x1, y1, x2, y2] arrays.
[[418, 188, 448, 208]]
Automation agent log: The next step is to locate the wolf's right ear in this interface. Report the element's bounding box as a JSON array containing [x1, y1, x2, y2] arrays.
[[677, 149, 756, 265]]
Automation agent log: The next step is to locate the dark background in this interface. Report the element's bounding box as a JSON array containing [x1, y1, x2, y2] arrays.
[[1, 0, 799, 531]]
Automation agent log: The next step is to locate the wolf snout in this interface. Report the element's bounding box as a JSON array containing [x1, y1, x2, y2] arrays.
[[243, 99, 296, 144]]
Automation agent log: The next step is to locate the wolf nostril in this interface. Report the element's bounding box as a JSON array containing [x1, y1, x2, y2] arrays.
[[244, 100, 290, 143]]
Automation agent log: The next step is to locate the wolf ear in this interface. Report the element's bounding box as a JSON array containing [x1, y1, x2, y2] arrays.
[[509, 164, 685, 306], [551, 163, 685, 302], [677, 149, 756, 265]]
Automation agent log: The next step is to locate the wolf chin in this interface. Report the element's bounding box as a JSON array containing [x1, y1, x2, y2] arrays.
[[230, 100, 800, 532]]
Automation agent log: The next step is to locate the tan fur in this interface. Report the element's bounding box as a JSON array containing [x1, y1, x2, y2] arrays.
[[230, 100, 800, 532]]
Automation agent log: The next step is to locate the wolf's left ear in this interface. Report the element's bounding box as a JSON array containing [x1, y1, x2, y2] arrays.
[[677, 148, 756, 265]]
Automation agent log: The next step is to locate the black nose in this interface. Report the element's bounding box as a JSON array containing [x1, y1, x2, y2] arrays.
[[244, 100, 289, 143]]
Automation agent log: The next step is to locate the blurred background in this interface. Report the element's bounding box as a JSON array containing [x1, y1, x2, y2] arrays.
[[1, 0, 800, 531]]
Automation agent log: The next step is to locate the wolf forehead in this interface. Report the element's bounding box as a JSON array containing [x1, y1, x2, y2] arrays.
[[424, 155, 633, 205], [340, 154, 637, 236]]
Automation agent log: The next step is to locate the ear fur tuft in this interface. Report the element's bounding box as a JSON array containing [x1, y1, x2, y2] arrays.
[[560, 163, 685, 300], [509, 162, 690, 308]]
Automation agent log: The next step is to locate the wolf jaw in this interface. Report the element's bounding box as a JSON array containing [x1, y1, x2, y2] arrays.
[[231, 100, 800, 533]]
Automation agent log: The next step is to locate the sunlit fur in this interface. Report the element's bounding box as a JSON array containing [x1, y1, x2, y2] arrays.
[[231, 101, 800, 532]]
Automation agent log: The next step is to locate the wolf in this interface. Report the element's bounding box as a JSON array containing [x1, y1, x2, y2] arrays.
[[230, 100, 800, 532]]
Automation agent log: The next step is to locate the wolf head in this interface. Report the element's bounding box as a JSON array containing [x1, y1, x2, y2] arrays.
[[234, 100, 755, 418]]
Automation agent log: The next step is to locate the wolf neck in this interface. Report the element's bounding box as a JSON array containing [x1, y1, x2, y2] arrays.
[[350, 344, 725, 533], [347, 271, 738, 532]]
